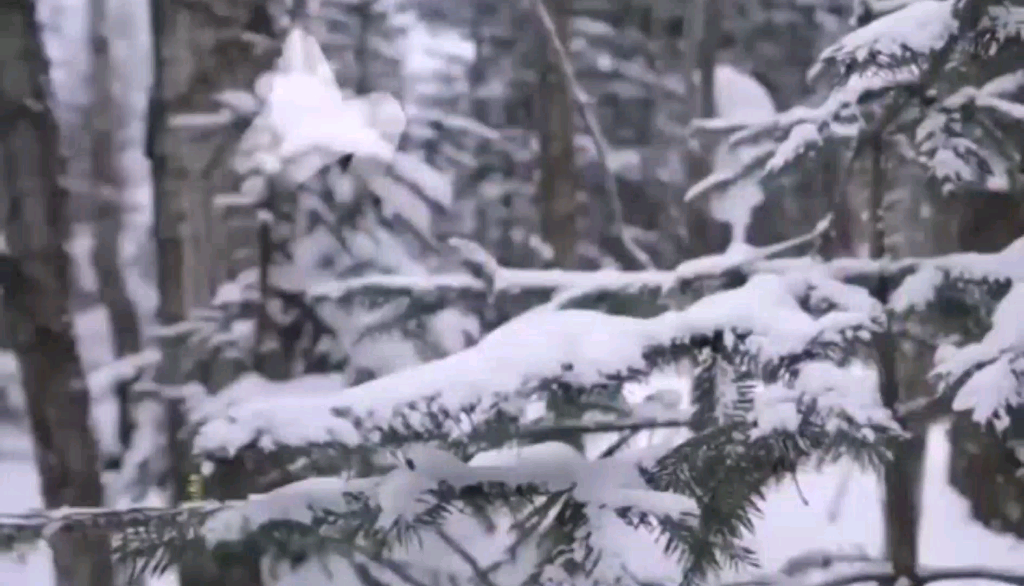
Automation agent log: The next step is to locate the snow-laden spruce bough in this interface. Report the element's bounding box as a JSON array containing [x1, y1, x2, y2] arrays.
[[7, 1, 1024, 584]]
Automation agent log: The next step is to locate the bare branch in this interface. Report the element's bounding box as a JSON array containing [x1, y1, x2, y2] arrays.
[[434, 527, 499, 586], [526, 0, 653, 270]]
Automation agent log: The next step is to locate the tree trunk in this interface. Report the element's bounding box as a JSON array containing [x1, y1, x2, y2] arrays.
[[947, 192, 1024, 538], [0, 3, 113, 585], [90, 0, 144, 474], [861, 136, 923, 586], [536, 0, 577, 268], [150, 0, 278, 583], [682, 0, 728, 256]]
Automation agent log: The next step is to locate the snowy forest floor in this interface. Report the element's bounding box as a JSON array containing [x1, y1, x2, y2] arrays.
[[2, 417, 1022, 584]]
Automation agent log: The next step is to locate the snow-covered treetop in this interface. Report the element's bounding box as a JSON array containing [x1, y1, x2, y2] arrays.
[[234, 26, 406, 186], [690, 0, 1024, 199]]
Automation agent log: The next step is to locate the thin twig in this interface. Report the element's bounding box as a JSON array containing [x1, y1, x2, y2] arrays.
[[508, 415, 695, 443], [526, 0, 653, 270], [598, 430, 641, 458], [434, 527, 500, 586]]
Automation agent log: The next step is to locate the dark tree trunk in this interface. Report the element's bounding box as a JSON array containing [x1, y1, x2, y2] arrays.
[[864, 136, 923, 586], [149, 0, 279, 583], [537, 0, 578, 268], [947, 192, 1024, 538], [682, 0, 728, 256], [0, 2, 113, 585]]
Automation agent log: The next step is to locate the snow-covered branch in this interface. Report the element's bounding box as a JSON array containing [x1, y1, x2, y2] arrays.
[[688, 0, 1024, 203], [187, 269, 888, 465], [0, 447, 702, 583]]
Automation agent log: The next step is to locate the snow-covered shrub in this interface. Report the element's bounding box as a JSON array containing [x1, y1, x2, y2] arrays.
[[183, 25, 481, 390]]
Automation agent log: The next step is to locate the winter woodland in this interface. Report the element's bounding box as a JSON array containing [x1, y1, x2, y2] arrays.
[[3, 0, 1024, 585]]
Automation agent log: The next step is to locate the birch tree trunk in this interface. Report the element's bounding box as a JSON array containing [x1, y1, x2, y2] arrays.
[[1, 2, 113, 585], [90, 0, 143, 468], [536, 0, 577, 268]]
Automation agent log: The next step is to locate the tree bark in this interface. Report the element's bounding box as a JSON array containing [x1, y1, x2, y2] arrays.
[[862, 136, 924, 586], [90, 0, 144, 472], [947, 192, 1024, 538], [536, 0, 577, 268], [682, 0, 728, 256], [150, 0, 278, 583], [0, 2, 113, 585]]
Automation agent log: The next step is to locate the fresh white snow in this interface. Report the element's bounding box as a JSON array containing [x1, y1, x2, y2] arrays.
[[4, 421, 1022, 584], [189, 272, 886, 459]]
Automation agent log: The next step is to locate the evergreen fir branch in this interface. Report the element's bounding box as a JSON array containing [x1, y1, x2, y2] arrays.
[[930, 283, 1024, 430], [889, 236, 1022, 317], [481, 217, 833, 315], [726, 561, 1024, 586], [649, 415, 894, 585], [0, 502, 224, 570], [911, 86, 1023, 194], [306, 273, 486, 310], [694, 0, 1024, 208], [189, 272, 883, 464], [809, 0, 958, 85], [0, 456, 704, 582], [686, 71, 918, 204]]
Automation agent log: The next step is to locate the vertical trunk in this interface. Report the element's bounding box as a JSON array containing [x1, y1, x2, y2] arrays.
[[155, 1, 282, 583], [650, 29, 686, 265], [354, 1, 371, 94], [254, 178, 302, 380], [90, 0, 143, 466], [149, 0, 187, 511], [947, 192, 1024, 537], [149, 0, 266, 584], [682, 0, 727, 255], [536, 0, 577, 268], [1, 3, 113, 585], [866, 136, 921, 585], [942, 3, 1024, 538]]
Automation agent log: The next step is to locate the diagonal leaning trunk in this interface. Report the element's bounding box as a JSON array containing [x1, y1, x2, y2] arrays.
[[0, 2, 113, 585]]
